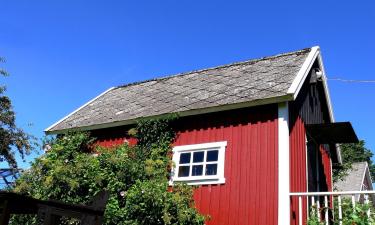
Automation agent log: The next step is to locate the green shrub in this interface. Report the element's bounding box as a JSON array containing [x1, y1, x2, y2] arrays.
[[11, 117, 205, 225], [307, 198, 375, 225]]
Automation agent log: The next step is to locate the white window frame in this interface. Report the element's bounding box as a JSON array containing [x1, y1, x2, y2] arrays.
[[170, 141, 227, 185]]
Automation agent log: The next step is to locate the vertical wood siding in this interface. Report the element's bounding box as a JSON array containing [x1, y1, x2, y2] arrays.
[[92, 126, 136, 147], [289, 68, 334, 225], [174, 105, 279, 225], [289, 115, 308, 225], [321, 146, 332, 192], [93, 105, 279, 225]]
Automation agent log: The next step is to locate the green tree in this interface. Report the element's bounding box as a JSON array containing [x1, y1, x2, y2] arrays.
[[0, 57, 34, 167], [12, 118, 205, 225], [333, 140, 375, 182]]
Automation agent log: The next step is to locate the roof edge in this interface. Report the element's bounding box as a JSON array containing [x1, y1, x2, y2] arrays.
[[360, 162, 374, 191], [45, 94, 293, 134], [45, 46, 315, 134], [360, 162, 369, 191], [287, 46, 320, 98], [117, 47, 312, 89], [288, 46, 341, 163], [45, 87, 115, 133]]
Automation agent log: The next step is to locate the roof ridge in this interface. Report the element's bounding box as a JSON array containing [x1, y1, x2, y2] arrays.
[[116, 47, 312, 89]]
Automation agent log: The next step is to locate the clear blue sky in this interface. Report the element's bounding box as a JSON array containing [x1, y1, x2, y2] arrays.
[[0, 1, 374, 168]]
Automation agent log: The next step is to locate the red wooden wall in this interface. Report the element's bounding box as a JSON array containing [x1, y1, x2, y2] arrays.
[[173, 105, 279, 225], [289, 115, 333, 225], [288, 64, 334, 225], [289, 115, 308, 225], [321, 146, 332, 192], [93, 105, 279, 225]]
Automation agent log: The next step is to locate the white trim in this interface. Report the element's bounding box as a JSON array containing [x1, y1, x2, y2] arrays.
[[316, 53, 335, 123], [172, 141, 227, 152], [290, 190, 375, 196], [287, 46, 335, 123], [278, 102, 290, 225], [356, 162, 370, 201], [44, 87, 115, 132], [288, 46, 335, 124], [170, 141, 227, 186], [317, 51, 343, 164], [360, 162, 369, 191], [288, 46, 320, 99], [288, 46, 341, 164]]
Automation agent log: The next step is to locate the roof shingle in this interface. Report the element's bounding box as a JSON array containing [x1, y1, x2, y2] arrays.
[[47, 47, 312, 132], [334, 162, 369, 191]]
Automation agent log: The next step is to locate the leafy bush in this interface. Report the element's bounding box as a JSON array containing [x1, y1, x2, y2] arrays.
[[11, 117, 205, 225], [307, 197, 375, 225]]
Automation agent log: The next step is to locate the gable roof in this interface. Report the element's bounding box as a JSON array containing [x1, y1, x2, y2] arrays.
[[46, 46, 327, 134], [334, 162, 373, 191]]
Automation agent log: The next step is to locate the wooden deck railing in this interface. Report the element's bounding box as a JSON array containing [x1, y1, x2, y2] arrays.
[[290, 190, 375, 225]]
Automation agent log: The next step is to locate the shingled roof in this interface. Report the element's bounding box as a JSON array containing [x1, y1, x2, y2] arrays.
[[46, 47, 316, 133], [334, 162, 373, 191]]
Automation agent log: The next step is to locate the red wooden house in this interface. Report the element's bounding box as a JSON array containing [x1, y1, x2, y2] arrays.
[[46, 46, 359, 225]]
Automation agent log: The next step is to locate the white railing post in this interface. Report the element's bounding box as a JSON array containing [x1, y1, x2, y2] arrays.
[[298, 196, 303, 225], [311, 196, 315, 206], [290, 190, 375, 224], [351, 195, 356, 211], [365, 194, 370, 218], [324, 195, 329, 225], [338, 195, 342, 225]]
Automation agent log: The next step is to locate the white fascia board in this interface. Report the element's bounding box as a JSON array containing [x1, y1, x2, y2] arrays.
[[44, 87, 115, 133], [288, 46, 334, 122], [316, 52, 342, 164], [317, 53, 335, 123], [288, 46, 341, 164], [287, 46, 320, 99], [278, 102, 290, 225]]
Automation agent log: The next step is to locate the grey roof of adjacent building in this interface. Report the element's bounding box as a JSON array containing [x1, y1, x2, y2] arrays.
[[46, 47, 313, 133], [334, 162, 372, 191]]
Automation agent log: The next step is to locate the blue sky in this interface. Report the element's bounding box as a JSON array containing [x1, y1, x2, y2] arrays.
[[0, 1, 374, 168]]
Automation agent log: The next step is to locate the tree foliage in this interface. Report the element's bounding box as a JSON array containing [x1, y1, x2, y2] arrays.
[[333, 140, 375, 183], [0, 57, 34, 167], [12, 117, 205, 225]]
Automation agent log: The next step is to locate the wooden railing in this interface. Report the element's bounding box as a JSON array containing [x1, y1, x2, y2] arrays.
[[290, 190, 375, 225], [0, 191, 109, 225]]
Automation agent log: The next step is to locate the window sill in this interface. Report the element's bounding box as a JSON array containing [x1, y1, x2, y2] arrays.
[[169, 177, 226, 186]]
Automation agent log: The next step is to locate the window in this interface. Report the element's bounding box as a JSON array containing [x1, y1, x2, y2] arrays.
[[170, 141, 227, 185]]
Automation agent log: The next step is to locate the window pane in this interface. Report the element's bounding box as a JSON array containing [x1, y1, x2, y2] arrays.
[[193, 151, 204, 163], [179, 153, 191, 164], [207, 150, 219, 162], [178, 166, 190, 177], [192, 165, 203, 176], [205, 164, 218, 175]]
